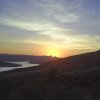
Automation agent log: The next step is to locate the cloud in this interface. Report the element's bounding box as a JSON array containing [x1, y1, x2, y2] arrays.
[[54, 13, 79, 23], [0, 0, 100, 54], [32, 0, 80, 23], [0, 16, 100, 50], [0, 17, 54, 31]]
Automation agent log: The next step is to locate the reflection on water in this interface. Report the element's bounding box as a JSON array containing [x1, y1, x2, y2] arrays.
[[0, 61, 39, 72]]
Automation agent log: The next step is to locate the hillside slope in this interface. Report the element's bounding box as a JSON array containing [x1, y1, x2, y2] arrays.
[[0, 51, 100, 100], [39, 50, 100, 72]]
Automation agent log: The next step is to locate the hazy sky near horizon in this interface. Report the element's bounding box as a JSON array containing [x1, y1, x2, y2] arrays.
[[0, 0, 100, 57]]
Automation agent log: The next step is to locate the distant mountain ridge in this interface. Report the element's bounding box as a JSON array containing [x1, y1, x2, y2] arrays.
[[0, 54, 58, 64], [0, 61, 22, 67], [39, 50, 100, 72]]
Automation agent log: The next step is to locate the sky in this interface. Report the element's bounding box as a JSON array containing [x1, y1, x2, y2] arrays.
[[0, 0, 100, 57]]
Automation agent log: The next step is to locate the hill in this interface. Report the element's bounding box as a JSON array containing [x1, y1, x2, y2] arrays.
[[0, 61, 22, 67], [0, 50, 100, 100], [0, 54, 57, 64], [39, 50, 100, 72]]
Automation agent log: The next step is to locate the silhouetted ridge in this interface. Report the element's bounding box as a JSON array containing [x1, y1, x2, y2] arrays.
[[0, 61, 21, 67], [39, 50, 100, 72], [0, 54, 58, 64]]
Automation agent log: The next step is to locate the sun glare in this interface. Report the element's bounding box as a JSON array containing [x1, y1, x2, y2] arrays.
[[46, 48, 61, 57]]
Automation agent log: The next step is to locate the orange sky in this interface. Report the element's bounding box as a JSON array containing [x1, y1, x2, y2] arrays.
[[0, 0, 100, 57], [0, 41, 96, 57]]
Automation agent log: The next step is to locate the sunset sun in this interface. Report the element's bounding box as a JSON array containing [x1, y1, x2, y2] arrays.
[[46, 48, 61, 57]]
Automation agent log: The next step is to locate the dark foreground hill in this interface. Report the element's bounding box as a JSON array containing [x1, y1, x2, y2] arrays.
[[0, 50, 100, 100], [0, 66, 100, 100], [39, 50, 100, 72]]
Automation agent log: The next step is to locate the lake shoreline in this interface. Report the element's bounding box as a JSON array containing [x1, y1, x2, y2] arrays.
[[0, 61, 39, 72]]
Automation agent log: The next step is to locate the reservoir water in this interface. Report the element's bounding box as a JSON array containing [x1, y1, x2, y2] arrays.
[[0, 61, 39, 72]]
